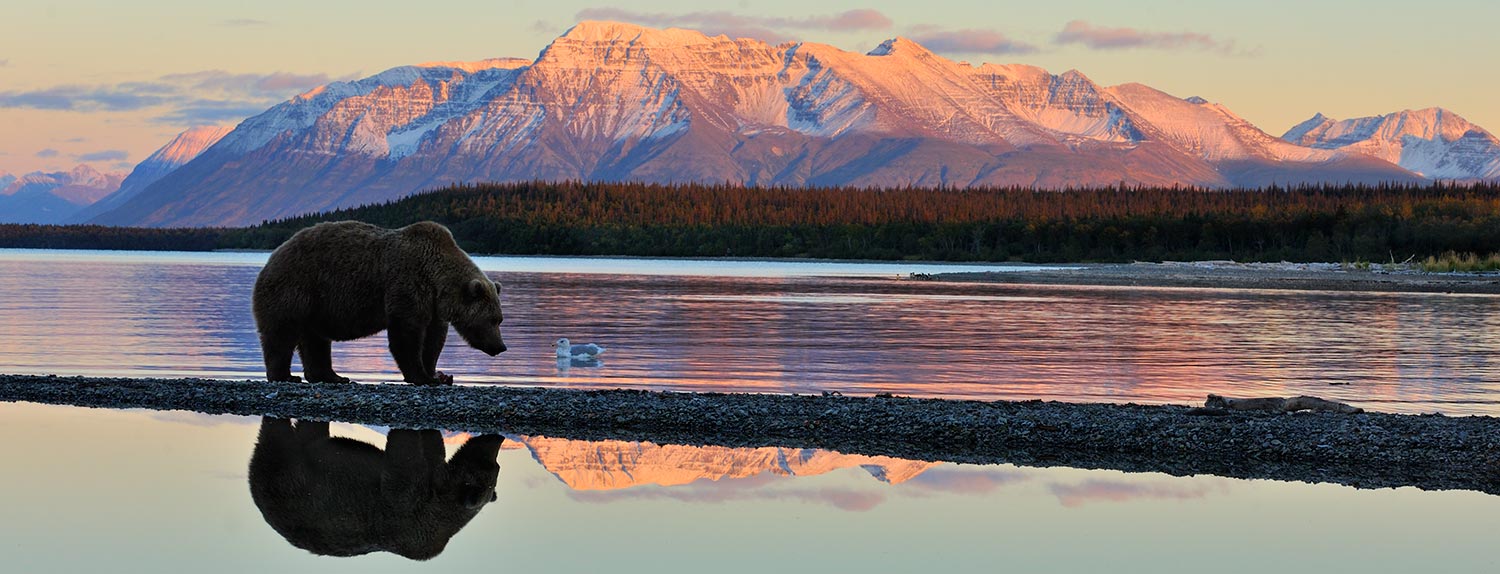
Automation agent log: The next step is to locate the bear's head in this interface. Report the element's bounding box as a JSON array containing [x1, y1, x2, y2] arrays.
[[454, 277, 507, 356]]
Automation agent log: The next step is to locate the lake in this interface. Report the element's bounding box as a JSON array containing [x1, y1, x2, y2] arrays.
[[3, 249, 1500, 414], [4, 249, 1500, 572], [1, 401, 1496, 573]]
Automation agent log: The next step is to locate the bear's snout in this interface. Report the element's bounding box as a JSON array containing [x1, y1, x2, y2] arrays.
[[484, 341, 507, 356]]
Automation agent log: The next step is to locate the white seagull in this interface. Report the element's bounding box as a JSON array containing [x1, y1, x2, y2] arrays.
[[554, 338, 605, 359]]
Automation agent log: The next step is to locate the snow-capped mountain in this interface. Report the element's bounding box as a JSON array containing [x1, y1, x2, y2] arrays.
[[92, 21, 1429, 227], [68, 125, 232, 223], [1282, 108, 1500, 181], [1, 165, 125, 224]]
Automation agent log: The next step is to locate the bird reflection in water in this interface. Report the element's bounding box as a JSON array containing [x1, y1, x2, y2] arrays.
[[247, 417, 504, 560]]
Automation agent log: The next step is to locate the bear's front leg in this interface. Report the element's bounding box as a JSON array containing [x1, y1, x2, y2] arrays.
[[388, 320, 444, 386], [422, 319, 454, 385]]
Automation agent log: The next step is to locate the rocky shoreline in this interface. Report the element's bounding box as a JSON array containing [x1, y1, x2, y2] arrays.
[[937, 262, 1500, 294], [3, 374, 1497, 495]]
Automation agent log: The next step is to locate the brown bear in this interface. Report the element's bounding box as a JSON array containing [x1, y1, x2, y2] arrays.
[[252, 220, 505, 385], [248, 417, 505, 560]]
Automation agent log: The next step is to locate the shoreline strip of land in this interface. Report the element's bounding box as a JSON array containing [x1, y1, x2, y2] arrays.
[[933, 261, 1500, 294], [3, 374, 1497, 495]]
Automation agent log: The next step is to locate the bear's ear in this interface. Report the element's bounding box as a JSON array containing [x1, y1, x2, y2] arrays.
[[467, 278, 489, 299], [492, 280, 502, 293]]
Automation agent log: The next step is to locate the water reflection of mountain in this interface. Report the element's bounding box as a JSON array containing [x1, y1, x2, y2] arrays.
[[248, 418, 504, 560], [507, 435, 938, 490]]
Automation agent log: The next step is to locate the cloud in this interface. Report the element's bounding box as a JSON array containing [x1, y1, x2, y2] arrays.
[[0, 85, 173, 111], [222, 18, 269, 27], [0, 59, 8, 67], [1048, 478, 1230, 508], [1055, 20, 1238, 53], [76, 149, 129, 162], [904, 467, 1030, 494], [153, 101, 273, 125], [159, 70, 336, 98], [530, 20, 555, 33], [0, 70, 342, 125], [574, 8, 893, 43], [908, 28, 1039, 56], [35, 149, 59, 158], [567, 484, 886, 512]]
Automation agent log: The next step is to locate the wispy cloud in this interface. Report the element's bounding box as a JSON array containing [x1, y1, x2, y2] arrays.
[[221, 18, 269, 28], [76, 149, 128, 162], [0, 70, 341, 125], [159, 70, 336, 98], [35, 149, 59, 158], [567, 484, 886, 512], [1054, 20, 1240, 53], [0, 85, 174, 111], [904, 467, 1030, 494], [1048, 478, 1230, 508], [574, 8, 893, 43], [0, 59, 9, 67], [908, 27, 1039, 56]]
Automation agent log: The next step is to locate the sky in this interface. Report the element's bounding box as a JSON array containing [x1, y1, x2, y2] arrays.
[[1, 0, 1496, 175]]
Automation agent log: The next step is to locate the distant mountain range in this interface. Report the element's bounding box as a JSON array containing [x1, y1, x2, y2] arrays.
[[0, 165, 125, 224], [1282, 108, 1500, 181], [5, 21, 1492, 227]]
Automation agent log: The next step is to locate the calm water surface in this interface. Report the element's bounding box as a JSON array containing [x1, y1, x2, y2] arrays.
[[3, 249, 1500, 414], [0, 402, 1496, 573]]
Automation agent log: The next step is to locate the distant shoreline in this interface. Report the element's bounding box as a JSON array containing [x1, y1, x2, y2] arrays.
[[3, 374, 1497, 495], [934, 261, 1500, 295]]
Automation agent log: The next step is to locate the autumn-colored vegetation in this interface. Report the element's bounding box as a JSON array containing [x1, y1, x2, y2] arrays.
[[5, 180, 1500, 263]]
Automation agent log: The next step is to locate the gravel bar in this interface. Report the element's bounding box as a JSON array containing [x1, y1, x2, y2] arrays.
[[4, 374, 1498, 494], [938, 263, 1500, 294]]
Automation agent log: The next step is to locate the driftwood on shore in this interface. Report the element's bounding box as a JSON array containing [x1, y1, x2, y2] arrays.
[[1, 374, 1497, 495], [1205, 394, 1364, 414]]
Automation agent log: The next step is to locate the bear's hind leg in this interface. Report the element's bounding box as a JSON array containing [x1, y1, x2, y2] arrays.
[[260, 328, 302, 383], [298, 335, 351, 384]]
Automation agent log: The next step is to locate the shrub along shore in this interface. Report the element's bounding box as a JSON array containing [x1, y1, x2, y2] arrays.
[[2, 374, 1496, 495]]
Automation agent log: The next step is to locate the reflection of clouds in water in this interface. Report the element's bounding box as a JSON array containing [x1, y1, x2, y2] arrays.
[[146, 410, 259, 427], [901, 466, 1030, 495], [565, 480, 885, 512], [1048, 478, 1230, 508]]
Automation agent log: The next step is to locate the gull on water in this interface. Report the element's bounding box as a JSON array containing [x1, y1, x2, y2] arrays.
[[554, 338, 605, 359]]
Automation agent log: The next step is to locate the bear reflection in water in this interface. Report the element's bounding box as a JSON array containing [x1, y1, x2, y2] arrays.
[[247, 417, 504, 560]]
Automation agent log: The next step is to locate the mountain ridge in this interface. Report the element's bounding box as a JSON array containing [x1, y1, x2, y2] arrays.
[[68, 126, 232, 224], [1281, 108, 1500, 181], [85, 21, 1476, 227]]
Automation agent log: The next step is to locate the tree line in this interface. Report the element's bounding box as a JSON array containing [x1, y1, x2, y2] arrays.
[[4, 180, 1500, 263]]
